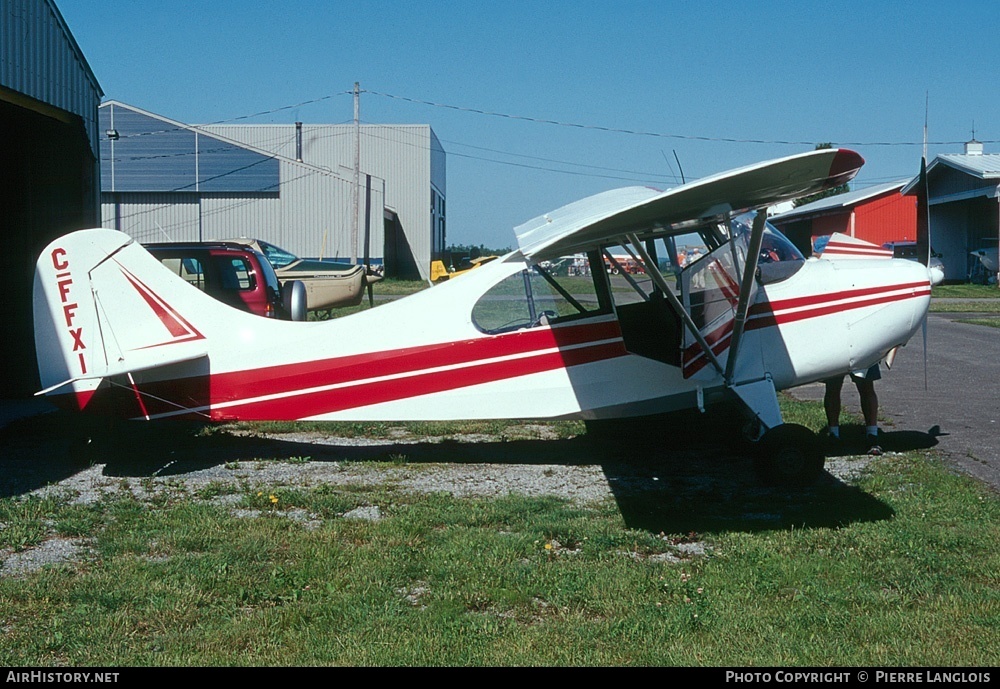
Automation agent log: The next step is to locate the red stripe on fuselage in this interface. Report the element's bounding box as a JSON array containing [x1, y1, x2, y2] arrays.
[[756, 281, 929, 314], [212, 319, 624, 402], [108, 319, 627, 420], [681, 282, 930, 377], [745, 286, 931, 330], [220, 340, 626, 420]]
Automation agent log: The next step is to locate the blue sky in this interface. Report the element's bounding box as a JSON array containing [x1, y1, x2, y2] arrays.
[[58, 0, 1000, 249]]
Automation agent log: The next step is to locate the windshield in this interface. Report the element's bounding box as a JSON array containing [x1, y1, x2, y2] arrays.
[[258, 241, 299, 269], [729, 213, 805, 285], [730, 212, 804, 263]]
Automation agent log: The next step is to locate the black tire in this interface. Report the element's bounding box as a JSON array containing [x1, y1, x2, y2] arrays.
[[753, 423, 825, 487]]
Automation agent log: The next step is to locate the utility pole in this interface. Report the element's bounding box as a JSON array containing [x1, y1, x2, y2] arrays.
[[352, 81, 360, 265]]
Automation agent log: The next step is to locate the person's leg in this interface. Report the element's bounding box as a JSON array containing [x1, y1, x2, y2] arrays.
[[856, 378, 879, 430], [854, 377, 881, 454], [824, 377, 844, 437]]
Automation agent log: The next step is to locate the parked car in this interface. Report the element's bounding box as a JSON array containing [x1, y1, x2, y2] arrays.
[[883, 240, 935, 261], [223, 237, 382, 311], [882, 241, 945, 277], [143, 241, 306, 320]]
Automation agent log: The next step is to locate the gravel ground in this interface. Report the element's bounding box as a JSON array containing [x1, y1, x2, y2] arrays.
[[0, 411, 885, 576]]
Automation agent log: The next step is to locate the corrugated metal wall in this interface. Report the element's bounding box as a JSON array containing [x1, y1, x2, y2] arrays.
[[101, 166, 384, 263], [810, 214, 850, 238], [2, 0, 103, 397], [1, 0, 102, 157], [101, 104, 280, 193], [102, 193, 200, 241], [931, 164, 998, 202], [854, 192, 916, 247], [100, 104, 386, 265], [932, 202, 974, 281], [209, 123, 441, 279]]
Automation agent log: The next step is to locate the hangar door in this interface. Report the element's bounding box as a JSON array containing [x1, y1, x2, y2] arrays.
[[0, 97, 99, 398]]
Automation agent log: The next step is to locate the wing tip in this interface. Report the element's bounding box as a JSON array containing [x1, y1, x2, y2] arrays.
[[827, 149, 865, 187]]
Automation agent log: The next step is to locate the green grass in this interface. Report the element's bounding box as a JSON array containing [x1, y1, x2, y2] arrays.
[[373, 278, 431, 296], [930, 301, 1000, 313], [956, 318, 1000, 328], [308, 279, 429, 319], [932, 284, 1000, 299], [0, 401, 997, 666]]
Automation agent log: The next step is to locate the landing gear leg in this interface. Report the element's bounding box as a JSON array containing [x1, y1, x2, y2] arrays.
[[753, 423, 825, 487], [730, 379, 825, 486]]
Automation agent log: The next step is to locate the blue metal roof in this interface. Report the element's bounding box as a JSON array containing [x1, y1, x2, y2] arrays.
[[100, 102, 279, 194], [934, 153, 1000, 178], [899, 152, 1000, 199]]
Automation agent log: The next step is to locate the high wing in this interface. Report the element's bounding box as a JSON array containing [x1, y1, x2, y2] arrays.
[[515, 148, 863, 260], [515, 147, 863, 436]]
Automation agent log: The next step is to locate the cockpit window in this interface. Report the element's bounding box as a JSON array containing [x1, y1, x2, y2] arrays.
[[730, 213, 804, 262], [730, 212, 805, 284], [472, 261, 609, 334]]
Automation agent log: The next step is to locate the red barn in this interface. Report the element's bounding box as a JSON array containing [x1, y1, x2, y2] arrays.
[[769, 180, 915, 256]]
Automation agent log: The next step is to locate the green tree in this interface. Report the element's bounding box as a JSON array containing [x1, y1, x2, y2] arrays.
[[446, 243, 512, 259], [793, 143, 850, 207]]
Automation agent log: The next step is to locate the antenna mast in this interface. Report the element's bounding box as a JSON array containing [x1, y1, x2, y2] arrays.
[[352, 82, 360, 265], [923, 91, 928, 160]]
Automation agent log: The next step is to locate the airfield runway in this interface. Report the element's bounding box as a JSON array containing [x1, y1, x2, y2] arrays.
[[789, 313, 1000, 492]]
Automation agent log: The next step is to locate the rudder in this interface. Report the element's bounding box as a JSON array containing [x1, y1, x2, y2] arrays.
[[33, 229, 213, 409]]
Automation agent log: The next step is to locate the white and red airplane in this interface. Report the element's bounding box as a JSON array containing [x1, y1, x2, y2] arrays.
[[33, 147, 939, 485]]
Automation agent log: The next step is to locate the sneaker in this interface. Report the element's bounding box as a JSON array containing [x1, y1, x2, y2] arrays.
[[866, 434, 883, 456]]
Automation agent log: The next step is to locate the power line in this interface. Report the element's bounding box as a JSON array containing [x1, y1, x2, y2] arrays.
[[446, 149, 673, 184], [364, 89, 994, 148], [442, 139, 682, 182], [109, 93, 352, 141]]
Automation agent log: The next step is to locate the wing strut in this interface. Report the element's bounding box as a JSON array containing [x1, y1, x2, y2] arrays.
[[604, 251, 649, 302], [724, 211, 767, 385], [625, 233, 725, 377]]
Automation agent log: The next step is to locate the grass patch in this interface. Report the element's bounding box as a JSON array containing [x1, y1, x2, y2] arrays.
[[932, 284, 1000, 299], [373, 278, 432, 296], [218, 418, 585, 441], [930, 300, 1000, 313], [308, 279, 430, 320], [0, 400, 997, 666], [956, 318, 1000, 328]]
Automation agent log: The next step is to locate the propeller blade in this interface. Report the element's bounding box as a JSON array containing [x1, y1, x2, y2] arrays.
[[922, 315, 928, 391], [884, 346, 898, 370], [916, 156, 930, 267], [914, 156, 931, 390]]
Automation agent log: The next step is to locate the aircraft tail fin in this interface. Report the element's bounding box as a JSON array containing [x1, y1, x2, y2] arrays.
[[430, 260, 450, 282], [33, 229, 210, 409]]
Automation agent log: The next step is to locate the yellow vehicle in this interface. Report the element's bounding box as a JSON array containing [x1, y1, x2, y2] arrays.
[[431, 255, 498, 282]]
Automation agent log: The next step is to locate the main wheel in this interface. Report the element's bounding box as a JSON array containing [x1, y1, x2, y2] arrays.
[[753, 423, 825, 487]]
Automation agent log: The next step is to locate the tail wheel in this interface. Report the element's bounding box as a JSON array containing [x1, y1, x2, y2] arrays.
[[753, 423, 825, 487]]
